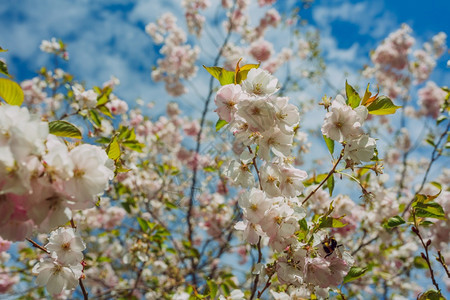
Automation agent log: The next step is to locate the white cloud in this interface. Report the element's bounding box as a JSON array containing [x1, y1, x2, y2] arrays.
[[313, 1, 397, 39]]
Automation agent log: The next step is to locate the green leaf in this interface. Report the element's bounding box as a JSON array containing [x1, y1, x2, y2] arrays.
[[0, 61, 11, 78], [97, 256, 112, 263], [323, 135, 334, 155], [299, 218, 308, 232], [98, 105, 113, 118], [106, 136, 121, 161], [207, 281, 218, 299], [96, 137, 111, 144], [343, 267, 368, 284], [418, 220, 435, 227], [318, 216, 347, 229], [89, 109, 101, 126], [345, 81, 361, 108], [418, 290, 445, 300], [203, 166, 216, 172], [215, 119, 228, 132], [327, 175, 335, 197], [413, 202, 446, 220], [203, 65, 235, 85], [0, 47, 7, 52], [165, 201, 178, 210], [97, 94, 108, 106], [48, 120, 82, 139], [137, 217, 149, 232], [0, 78, 24, 106], [203, 66, 222, 80], [235, 63, 259, 84], [219, 70, 235, 86], [383, 215, 406, 229], [430, 181, 442, 192], [221, 283, 230, 297], [366, 96, 401, 115], [413, 256, 428, 269], [361, 83, 371, 106], [122, 140, 145, 152]]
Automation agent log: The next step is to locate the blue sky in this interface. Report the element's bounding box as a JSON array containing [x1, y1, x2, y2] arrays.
[[0, 0, 448, 163], [0, 0, 448, 127], [1, 0, 448, 174], [1, 0, 448, 103]]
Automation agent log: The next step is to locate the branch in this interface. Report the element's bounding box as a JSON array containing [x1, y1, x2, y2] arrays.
[[248, 146, 262, 190], [437, 250, 450, 278], [249, 237, 262, 300], [79, 277, 89, 300], [351, 234, 379, 256], [402, 120, 450, 217], [127, 262, 145, 298], [302, 151, 343, 205], [26, 238, 50, 254], [186, 1, 237, 286], [257, 274, 273, 299], [411, 217, 440, 292]]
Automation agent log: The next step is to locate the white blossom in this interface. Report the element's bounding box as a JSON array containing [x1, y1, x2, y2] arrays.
[[343, 134, 376, 164], [321, 99, 363, 142], [45, 227, 85, 265], [64, 144, 114, 209], [241, 68, 279, 97], [32, 259, 82, 295]]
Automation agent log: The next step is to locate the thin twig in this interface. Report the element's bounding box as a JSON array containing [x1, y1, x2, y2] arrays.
[[411, 214, 440, 292], [257, 274, 273, 299], [402, 120, 450, 217], [249, 237, 262, 300], [248, 146, 262, 190], [79, 278, 89, 300], [351, 235, 379, 256], [127, 262, 145, 298], [302, 152, 343, 205], [26, 238, 50, 254], [437, 250, 450, 278], [186, 1, 237, 286]]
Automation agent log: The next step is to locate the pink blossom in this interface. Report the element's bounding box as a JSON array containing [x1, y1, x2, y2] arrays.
[[249, 39, 273, 62], [304, 257, 332, 288], [183, 120, 200, 137], [418, 81, 446, 119], [371, 24, 414, 70], [0, 237, 11, 252], [410, 49, 436, 83], [0, 269, 19, 293], [215, 84, 244, 122], [106, 96, 128, 115]]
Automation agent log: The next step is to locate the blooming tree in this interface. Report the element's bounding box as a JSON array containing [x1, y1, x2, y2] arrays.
[[0, 1, 449, 300]]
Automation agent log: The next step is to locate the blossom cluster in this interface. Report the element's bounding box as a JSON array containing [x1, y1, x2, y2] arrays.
[[32, 227, 85, 295], [0, 104, 114, 241], [363, 24, 447, 119], [145, 13, 200, 96], [182, 0, 210, 36], [214, 68, 353, 296], [39, 38, 69, 60], [321, 95, 376, 165]]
